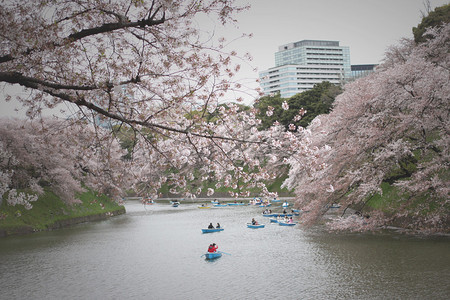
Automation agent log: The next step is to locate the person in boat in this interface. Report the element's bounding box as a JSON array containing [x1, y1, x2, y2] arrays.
[[216, 223, 221, 228], [283, 209, 287, 214], [288, 217, 294, 223], [251, 218, 258, 225], [208, 243, 218, 253], [208, 223, 214, 229]]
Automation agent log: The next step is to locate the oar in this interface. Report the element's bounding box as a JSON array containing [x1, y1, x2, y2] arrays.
[[200, 254, 205, 258], [218, 251, 231, 256]]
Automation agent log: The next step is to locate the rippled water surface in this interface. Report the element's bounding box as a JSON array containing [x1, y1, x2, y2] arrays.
[[1, 201, 449, 299]]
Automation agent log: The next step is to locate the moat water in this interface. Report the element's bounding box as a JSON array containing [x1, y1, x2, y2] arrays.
[[1, 200, 449, 299]]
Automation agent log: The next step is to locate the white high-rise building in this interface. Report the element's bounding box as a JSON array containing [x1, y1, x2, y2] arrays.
[[259, 40, 351, 98]]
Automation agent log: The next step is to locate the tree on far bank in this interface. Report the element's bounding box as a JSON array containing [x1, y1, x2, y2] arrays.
[[0, 119, 131, 208], [413, 3, 450, 43], [254, 81, 342, 131], [283, 23, 449, 232]]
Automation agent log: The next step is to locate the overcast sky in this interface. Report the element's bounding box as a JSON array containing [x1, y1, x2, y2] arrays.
[[231, 0, 448, 68], [215, 0, 449, 102], [1, 0, 448, 116]]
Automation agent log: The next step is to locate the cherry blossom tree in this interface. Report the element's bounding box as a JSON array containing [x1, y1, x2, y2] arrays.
[[0, 118, 132, 208], [0, 1, 247, 198], [0, 0, 253, 122], [283, 24, 449, 232], [0, 1, 323, 204]]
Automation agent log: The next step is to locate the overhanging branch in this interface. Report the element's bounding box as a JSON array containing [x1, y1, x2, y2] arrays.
[[0, 5, 166, 65]]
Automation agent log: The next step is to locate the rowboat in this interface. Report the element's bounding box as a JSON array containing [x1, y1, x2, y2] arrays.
[[204, 252, 222, 260], [198, 205, 211, 209], [213, 204, 227, 207], [272, 213, 293, 217], [330, 204, 341, 208], [269, 218, 279, 223], [278, 221, 296, 226], [172, 203, 179, 207], [247, 223, 265, 229], [262, 213, 275, 217], [227, 203, 245, 206], [248, 199, 263, 205], [201, 228, 224, 233]]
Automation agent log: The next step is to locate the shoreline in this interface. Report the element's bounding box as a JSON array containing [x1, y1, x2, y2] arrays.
[[0, 206, 125, 238]]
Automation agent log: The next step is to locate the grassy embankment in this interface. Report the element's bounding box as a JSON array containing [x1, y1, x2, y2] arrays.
[[362, 142, 449, 231], [0, 188, 125, 237]]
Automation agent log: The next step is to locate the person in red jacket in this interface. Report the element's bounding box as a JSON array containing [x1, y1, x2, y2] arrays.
[[208, 243, 218, 253]]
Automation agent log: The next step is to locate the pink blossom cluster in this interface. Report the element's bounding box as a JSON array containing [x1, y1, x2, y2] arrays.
[[0, 119, 132, 205]]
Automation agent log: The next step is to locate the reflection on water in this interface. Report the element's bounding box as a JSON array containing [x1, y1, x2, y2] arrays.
[[0, 201, 449, 300], [305, 230, 450, 299]]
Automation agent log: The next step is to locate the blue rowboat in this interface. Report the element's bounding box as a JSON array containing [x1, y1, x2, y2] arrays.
[[204, 252, 222, 260], [274, 214, 293, 217], [278, 222, 296, 226], [272, 199, 281, 202], [213, 204, 227, 207], [201, 228, 224, 233], [262, 213, 274, 217], [172, 203, 179, 207], [247, 223, 265, 229], [269, 218, 279, 223], [227, 203, 245, 206]]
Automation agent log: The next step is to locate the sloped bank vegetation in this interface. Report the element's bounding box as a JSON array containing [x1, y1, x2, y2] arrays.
[[0, 119, 130, 237], [0, 188, 124, 237]]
